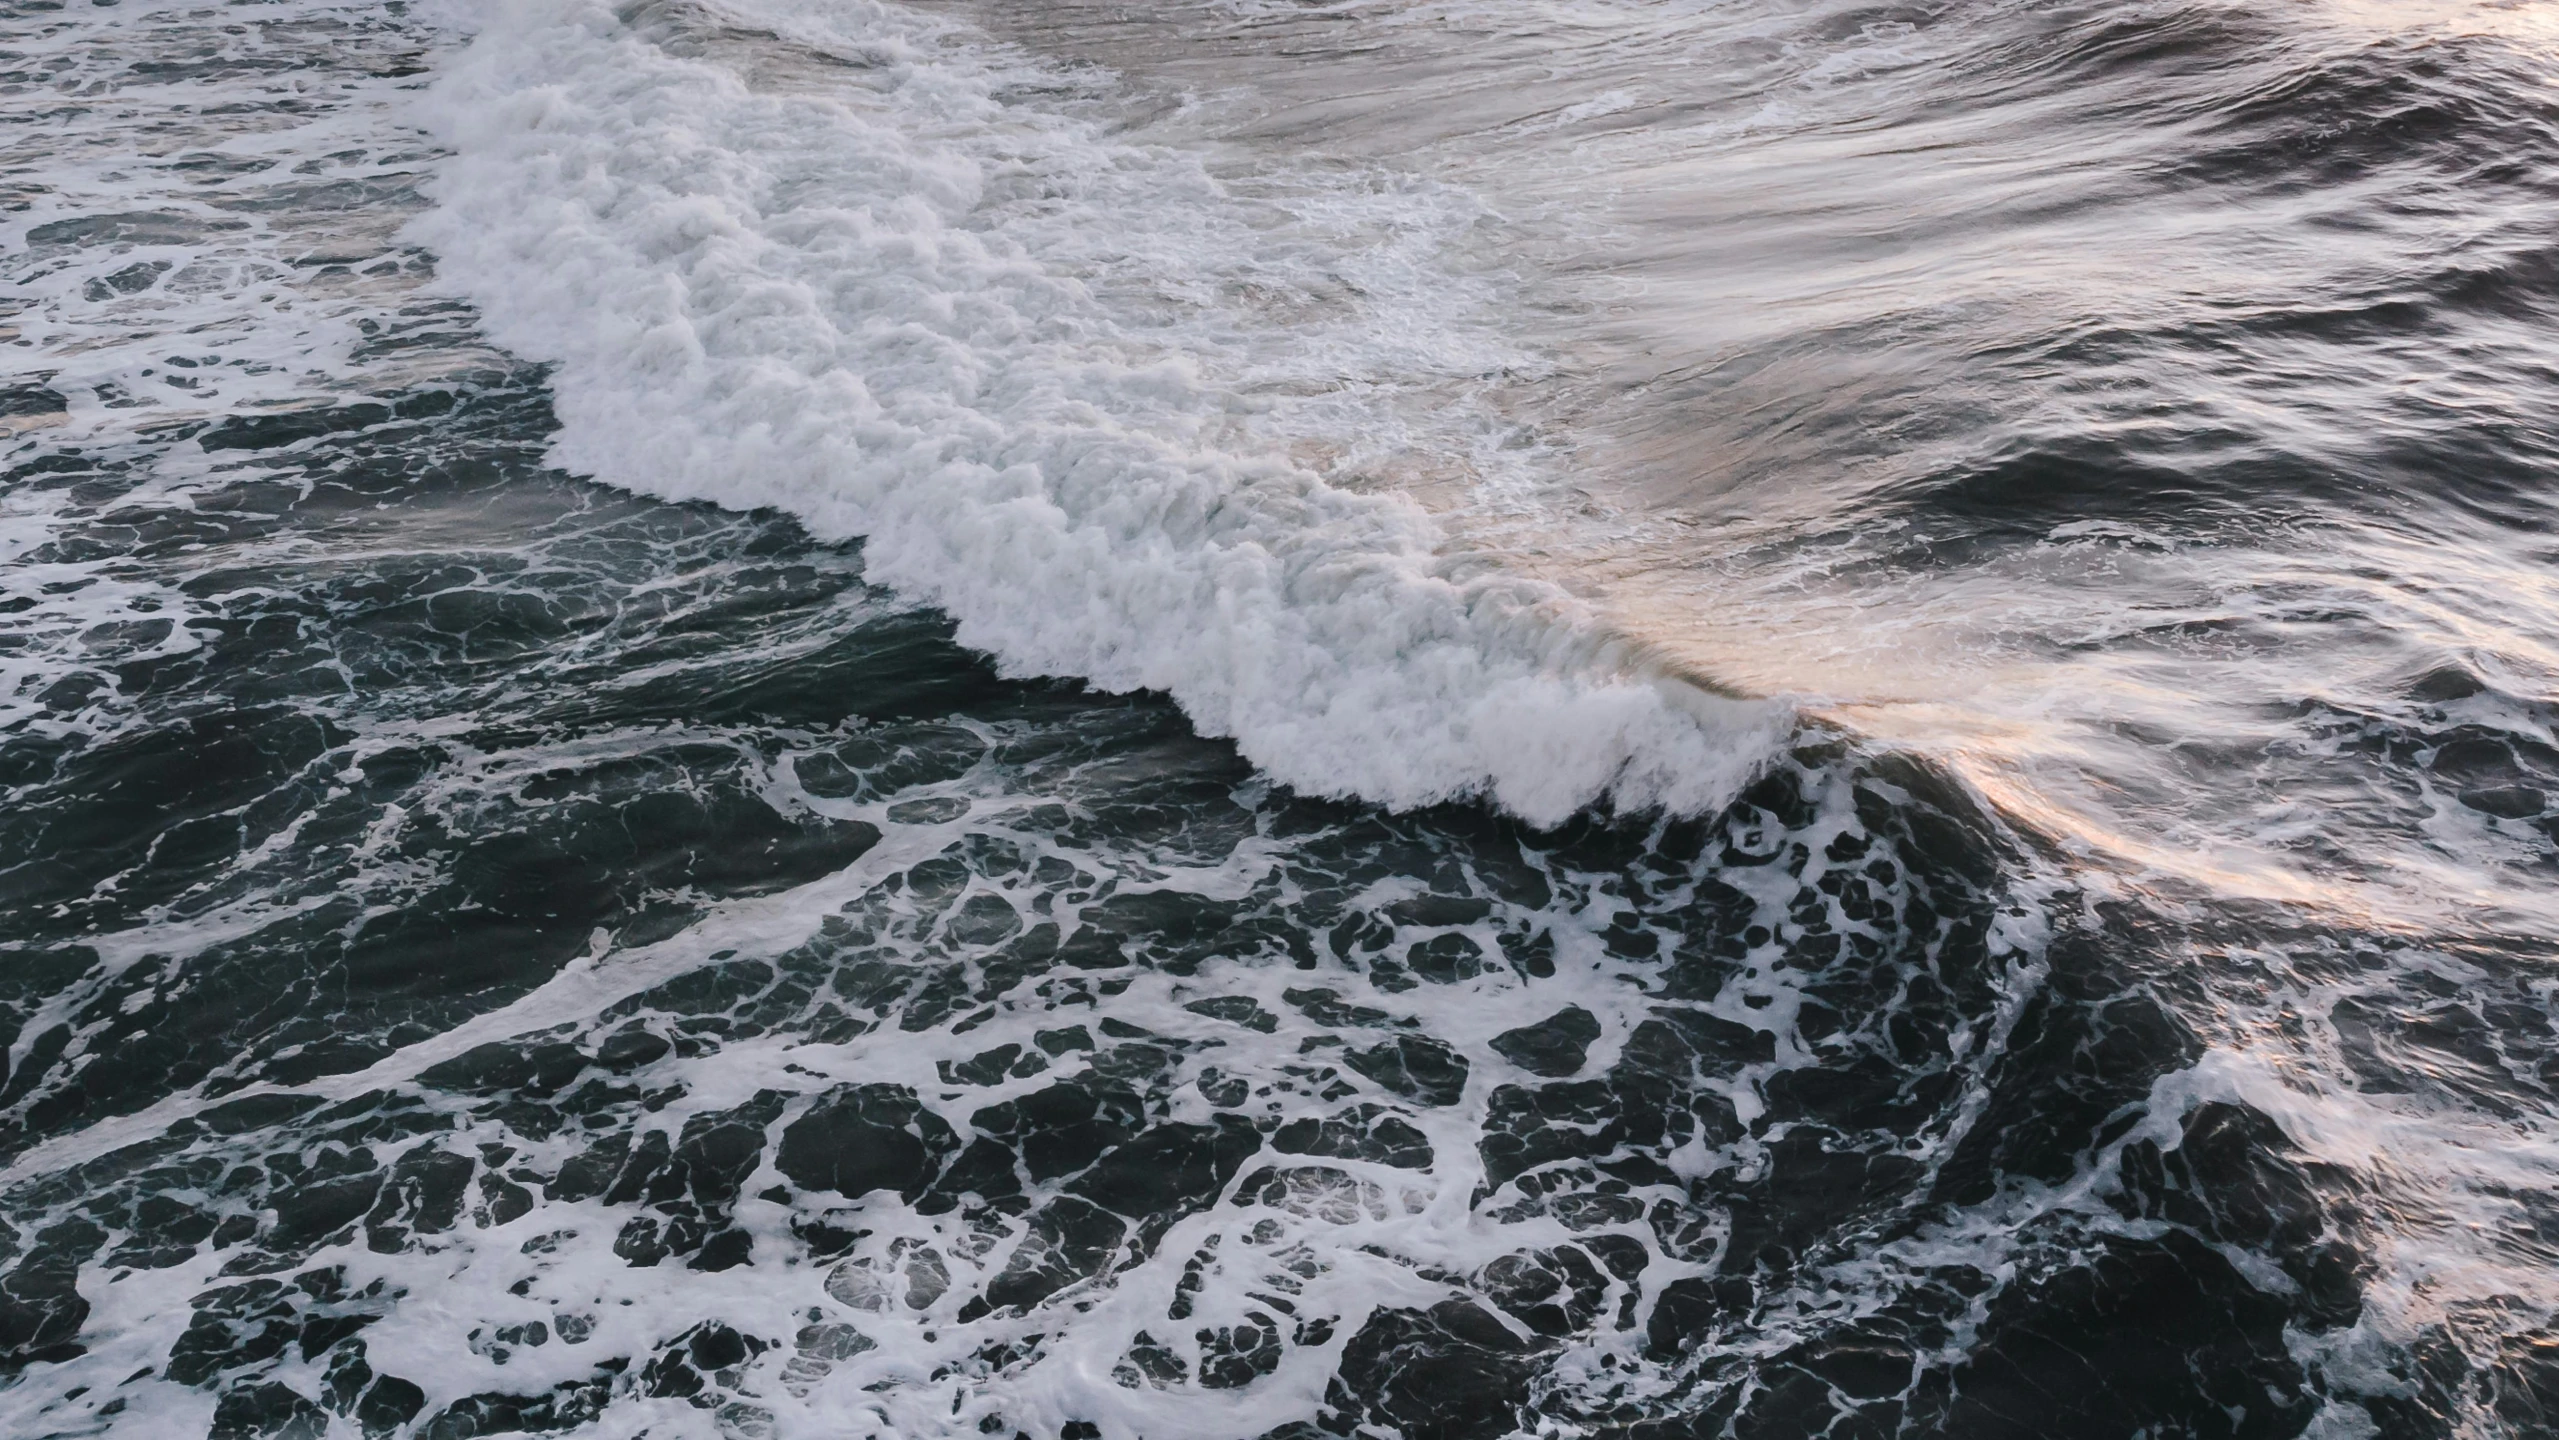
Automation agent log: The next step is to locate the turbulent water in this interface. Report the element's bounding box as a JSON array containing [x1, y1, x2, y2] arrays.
[[4, 0, 2558, 1436]]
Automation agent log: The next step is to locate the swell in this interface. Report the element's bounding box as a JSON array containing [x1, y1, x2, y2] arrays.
[[409, 0, 1787, 828], [7, 4, 2559, 1439]]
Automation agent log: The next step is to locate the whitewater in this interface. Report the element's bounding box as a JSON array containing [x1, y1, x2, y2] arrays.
[[414, 0, 1785, 829]]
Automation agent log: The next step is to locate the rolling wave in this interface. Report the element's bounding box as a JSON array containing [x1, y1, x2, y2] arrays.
[[413, 0, 1786, 828]]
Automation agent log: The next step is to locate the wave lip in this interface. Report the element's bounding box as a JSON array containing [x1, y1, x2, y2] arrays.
[[410, 0, 1783, 827]]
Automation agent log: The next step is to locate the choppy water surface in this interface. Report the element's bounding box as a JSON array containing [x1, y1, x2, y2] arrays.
[[3, 1, 2557, 1437]]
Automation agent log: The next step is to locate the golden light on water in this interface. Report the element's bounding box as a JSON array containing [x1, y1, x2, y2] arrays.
[[2320, 0, 2559, 44], [1564, 528, 2559, 938]]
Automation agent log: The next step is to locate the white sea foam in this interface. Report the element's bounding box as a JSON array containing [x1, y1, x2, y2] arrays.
[[408, 0, 1786, 828]]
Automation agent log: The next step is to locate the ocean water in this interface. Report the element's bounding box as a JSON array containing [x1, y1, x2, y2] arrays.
[[3, 0, 2557, 1436]]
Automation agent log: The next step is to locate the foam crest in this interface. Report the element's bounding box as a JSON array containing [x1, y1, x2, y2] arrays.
[[409, 0, 1785, 827]]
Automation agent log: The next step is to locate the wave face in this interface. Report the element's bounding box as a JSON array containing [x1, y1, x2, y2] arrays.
[[1, 1, 2558, 1439]]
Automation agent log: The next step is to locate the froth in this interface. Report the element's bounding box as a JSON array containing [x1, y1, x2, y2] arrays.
[[409, 0, 1786, 827]]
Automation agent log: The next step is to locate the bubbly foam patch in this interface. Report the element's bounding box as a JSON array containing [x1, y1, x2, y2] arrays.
[[408, 0, 1786, 827]]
